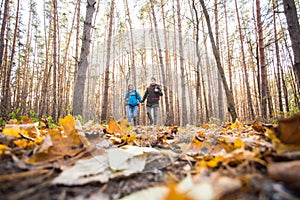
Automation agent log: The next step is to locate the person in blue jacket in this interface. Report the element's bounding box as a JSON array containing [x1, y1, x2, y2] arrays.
[[124, 84, 143, 126]]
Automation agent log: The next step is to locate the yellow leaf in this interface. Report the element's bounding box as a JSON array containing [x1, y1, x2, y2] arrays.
[[58, 115, 76, 137], [3, 126, 21, 138], [234, 138, 245, 149], [0, 144, 8, 154], [119, 118, 133, 133], [107, 118, 126, 135], [27, 115, 87, 165], [164, 182, 193, 200]]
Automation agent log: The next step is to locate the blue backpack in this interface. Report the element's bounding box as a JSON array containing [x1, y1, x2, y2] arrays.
[[125, 90, 139, 107]]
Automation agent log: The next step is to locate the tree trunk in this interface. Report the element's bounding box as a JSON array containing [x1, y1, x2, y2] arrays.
[[272, 0, 283, 114], [101, 0, 114, 122], [283, 0, 300, 92], [124, 0, 137, 87], [224, 1, 233, 93], [234, 0, 255, 120], [160, 0, 174, 125], [176, 0, 188, 126], [192, 0, 203, 125], [214, 0, 224, 121], [52, 0, 58, 120], [3, 0, 19, 117], [200, 0, 237, 121], [73, 0, 96, 117], [0, 0, 9, 72], [202, 19, 213, 119], [256, 0, 268, 119], [149, 0, 169, 125]]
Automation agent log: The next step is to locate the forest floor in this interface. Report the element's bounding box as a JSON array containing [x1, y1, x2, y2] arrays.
[[1, 115, 300, 200]]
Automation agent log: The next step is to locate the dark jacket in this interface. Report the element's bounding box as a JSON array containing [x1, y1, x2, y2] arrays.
[[142, 83, 163, 107]]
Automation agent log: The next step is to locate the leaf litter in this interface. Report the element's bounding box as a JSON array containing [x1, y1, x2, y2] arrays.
[[0, 114, 300, 199]]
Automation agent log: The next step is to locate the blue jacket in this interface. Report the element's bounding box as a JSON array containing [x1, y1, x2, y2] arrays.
[[124, 90, 143, 107]]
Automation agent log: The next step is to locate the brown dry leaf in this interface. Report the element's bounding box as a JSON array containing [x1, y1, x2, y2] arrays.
[[277, 113, 300, 144], [27, 115, 86, 165], [107, 118, 126, 135], [119, 118, 133, 133], [268, 160, 300, 189]]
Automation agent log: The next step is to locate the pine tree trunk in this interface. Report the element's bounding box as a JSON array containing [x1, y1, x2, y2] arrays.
[[160, 0, 174, 125], [73, 0, 96, 117], [192, 0, 203, 124], [283, 0, 300, 91], [256, 0, 268, 119], [234, 0, 255, 120], [176, 0, 188, 126], [101, 0, 114, 122], [200, 0, 237, 121], [0, 0, 9, 73], [124, 0, 137, 87], [272, 0, 283, 114], [3, 0, 19, 117]]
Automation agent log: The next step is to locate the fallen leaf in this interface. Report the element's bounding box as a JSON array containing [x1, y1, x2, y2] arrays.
[[278, 113, 300, 144], [268, 160, 300, 189]]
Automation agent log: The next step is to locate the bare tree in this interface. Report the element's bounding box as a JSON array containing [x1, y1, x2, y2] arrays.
[[200, 0, 237, 121], [176, 0, 188, 126], [101, 0, 115, 121], [234, 0, 255, 120], [282, 0, 300, 100], [73, 0, 96, 117], [256, 0, 268, 119]]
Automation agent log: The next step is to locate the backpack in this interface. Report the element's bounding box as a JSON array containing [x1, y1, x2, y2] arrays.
[[125, 90, 138, 107]]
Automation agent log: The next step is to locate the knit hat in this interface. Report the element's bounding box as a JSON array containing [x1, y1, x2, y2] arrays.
[[128, 84, 134, 89]]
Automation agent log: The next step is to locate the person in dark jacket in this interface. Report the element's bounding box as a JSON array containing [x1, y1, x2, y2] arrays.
[[124, 84, 143, 126], [142, 77, 163, 125]]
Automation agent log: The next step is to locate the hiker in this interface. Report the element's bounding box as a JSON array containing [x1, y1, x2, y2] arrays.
[[124, 84, 143, 126], [142, 77, 163, 125]]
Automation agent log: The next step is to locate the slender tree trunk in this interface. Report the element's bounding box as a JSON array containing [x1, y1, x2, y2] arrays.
[[73, 0, 96, 117], [101, 0, 114, 121], [74, 0, 81, 83], [124, 0, 137, 87], [214, 0, 224, 121], [0, 0, 9, 72], [149, 0, 169, 125], [283, 0, 300, 92], [200, 0, 237, 121], [176, 0, 188, 126], [224, 2, 233, 93], [3, 0, 19, 117], [202, 19, 213, 119], [192, 0, 203, 125], [256, 0, 268, 119], [272, 0, 283, 114], [234, 0, 255, 120], [160, 0, 174, 125], [52, 0, 58, 119]]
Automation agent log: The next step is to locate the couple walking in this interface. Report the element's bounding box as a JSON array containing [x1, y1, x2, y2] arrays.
[[124, 77, 163, 126]]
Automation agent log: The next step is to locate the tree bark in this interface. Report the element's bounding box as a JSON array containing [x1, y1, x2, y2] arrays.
[[256, 0, 268, 119], [272, 0, 283, 114], [283, 0, 300, 92], [176, 0, 188, 126], [73, 0, 96, 117], [149, 0, 170, 125], [200, 0, 237, 121], [101, 0, 114, 122], [234, 0, 255, 120]]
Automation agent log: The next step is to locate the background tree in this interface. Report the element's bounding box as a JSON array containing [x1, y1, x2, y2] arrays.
[[73, 0, 96, 117]]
